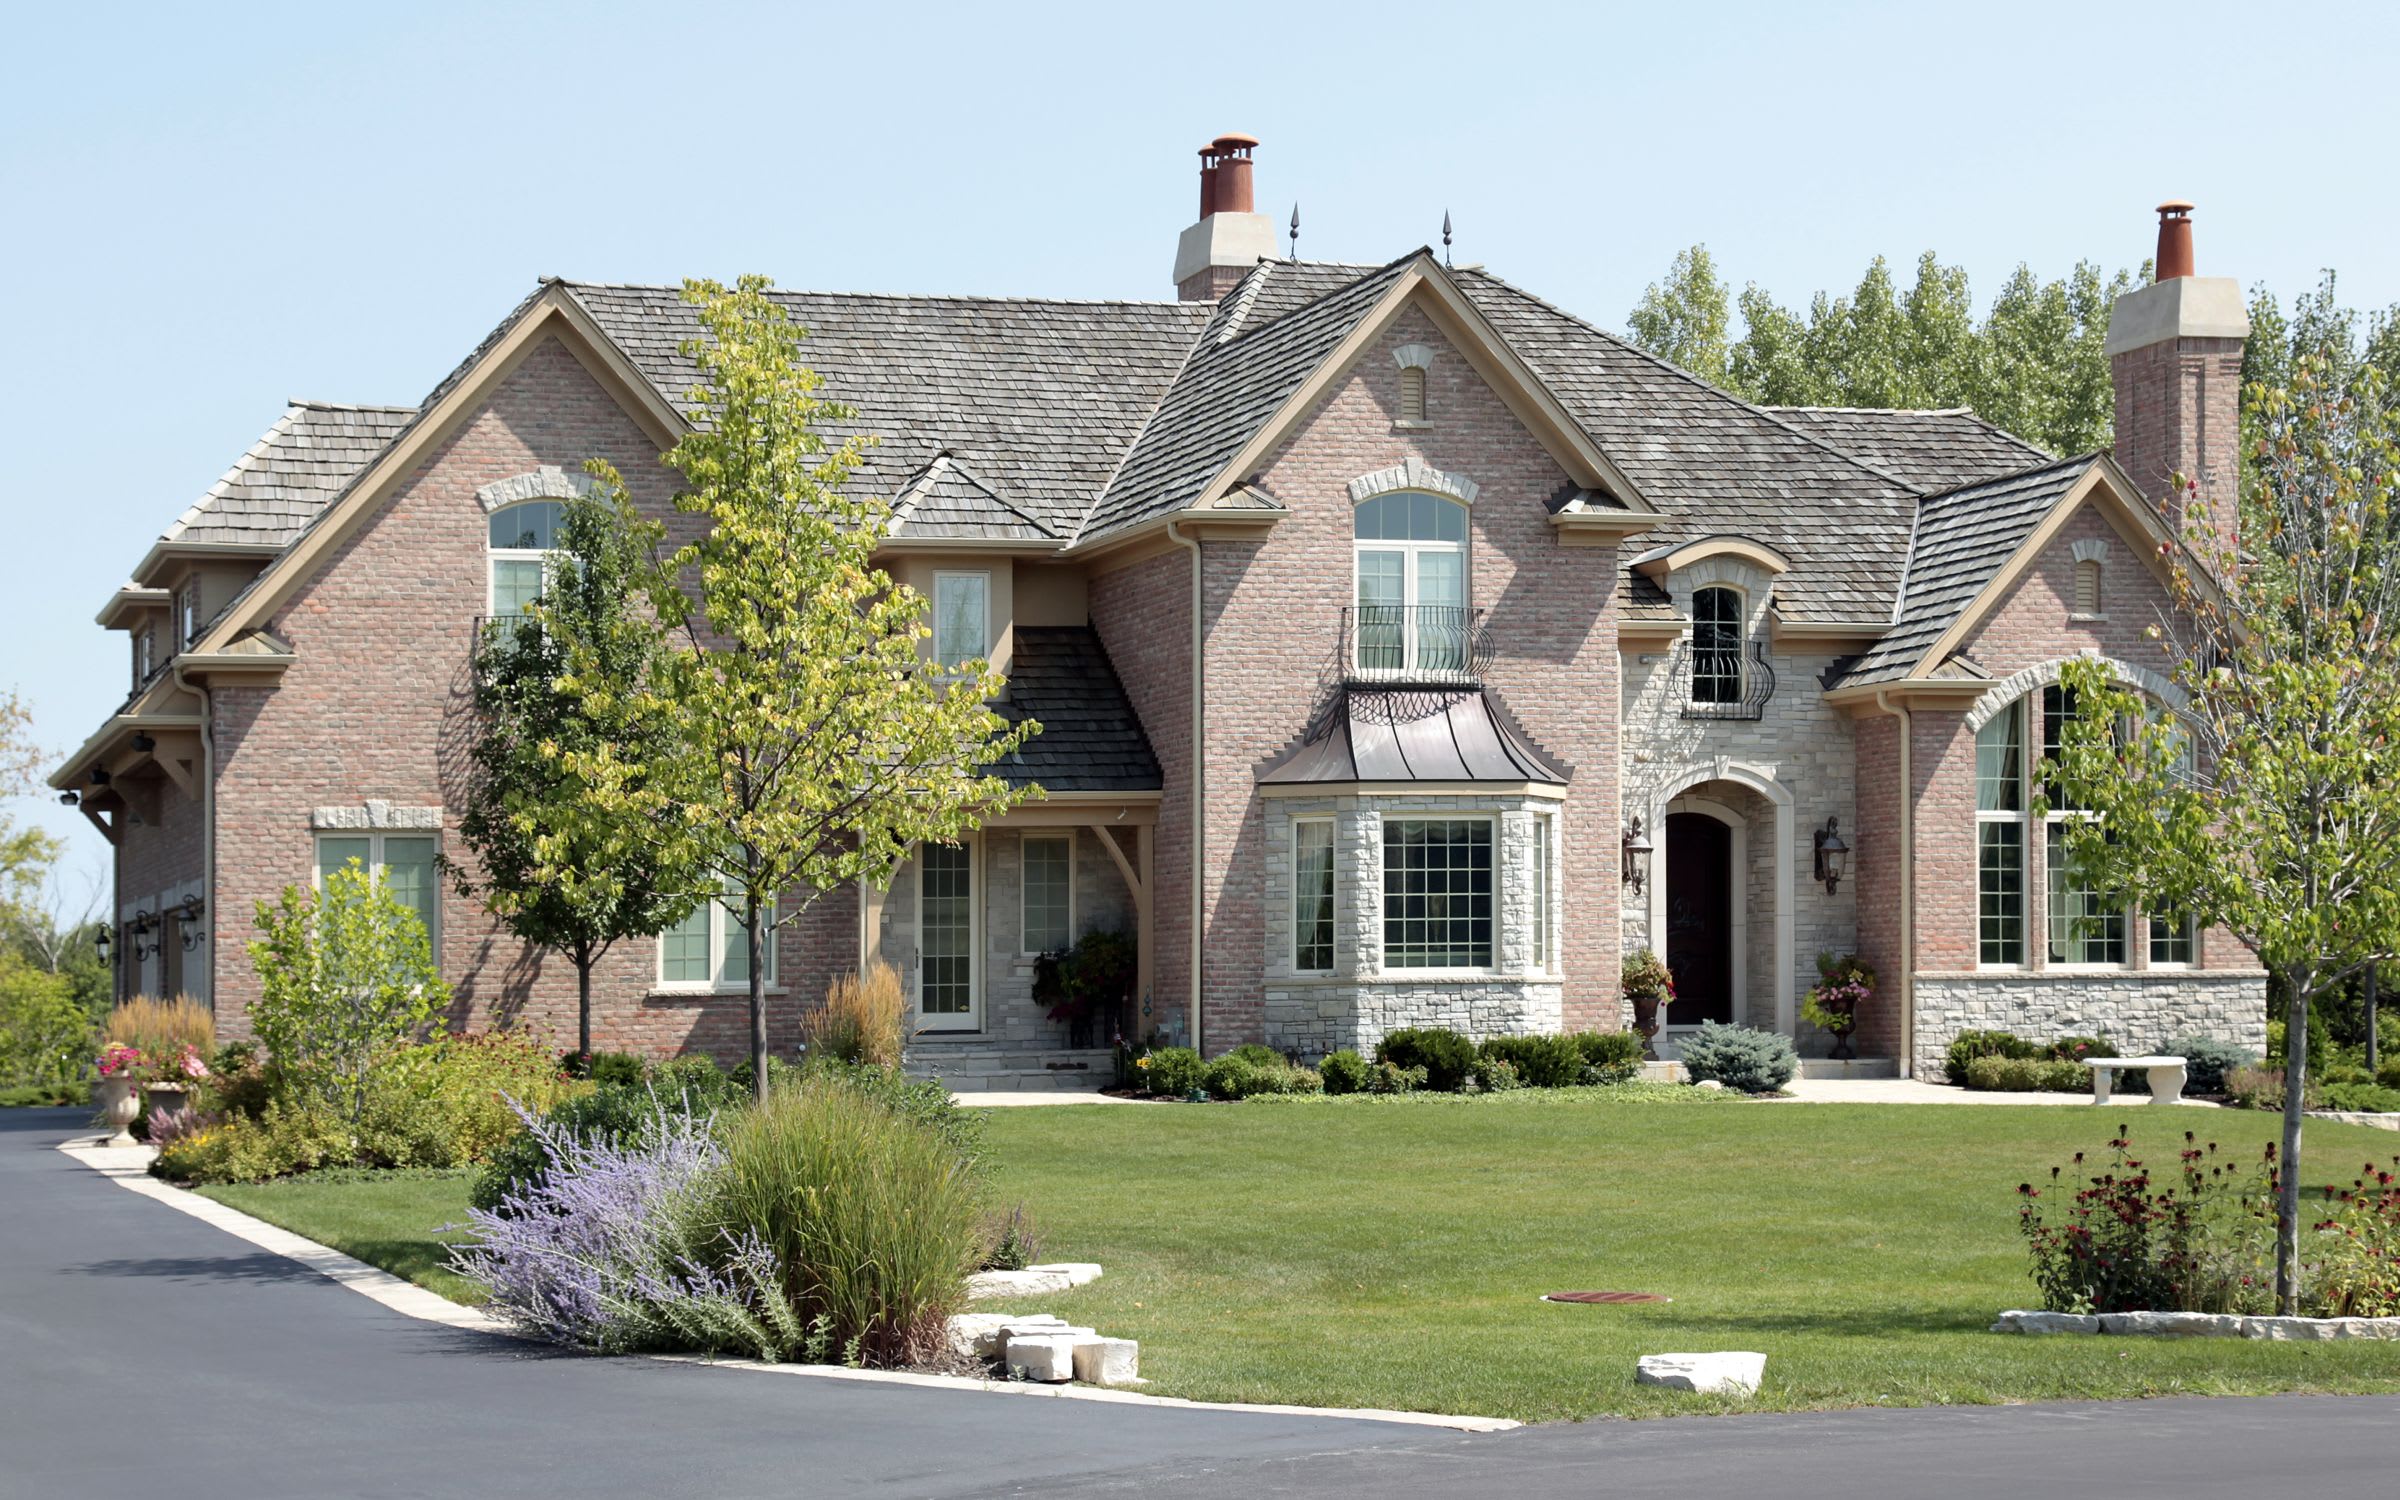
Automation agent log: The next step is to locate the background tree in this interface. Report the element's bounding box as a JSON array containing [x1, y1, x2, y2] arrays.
[[250, 863, 452, 1123], [552, 276, 1038, 1098], [2047, 356, 2400, 1313], [450, 482, 699, 1060], [1627, 245, 1732, 387]]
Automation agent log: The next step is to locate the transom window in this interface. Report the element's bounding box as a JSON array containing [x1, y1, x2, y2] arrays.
[[488, 500, 564, 617], [1292, 818, 1335, 973], [1021, 835, 1073, 955], [1382, 818, 1492, 970], [658, 881, 777, 989], [1354, 491, 1468, 676], [316, 833, 440, 950], [933, 571, 991, 669], [1691, 587, 1744, 705]]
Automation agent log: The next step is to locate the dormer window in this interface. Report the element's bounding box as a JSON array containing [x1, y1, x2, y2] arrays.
[[488, 499, 564, 617], [175, 581, 202, 648], [1691, 587, 1744, 705], [131, 627, 155, 689], [932, 570, 991, 670]]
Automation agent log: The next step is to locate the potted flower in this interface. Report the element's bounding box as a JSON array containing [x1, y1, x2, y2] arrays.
[[1035, 931, 1137, 1050], [94, 1043, 146, 1147], [1622, 948, 1675, 1060], [144, 1042, 211, 1122], [1802, 951, 1876, 1061]]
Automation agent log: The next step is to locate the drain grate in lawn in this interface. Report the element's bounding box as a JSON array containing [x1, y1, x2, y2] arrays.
[[1542, 1291, 1670, 1304]]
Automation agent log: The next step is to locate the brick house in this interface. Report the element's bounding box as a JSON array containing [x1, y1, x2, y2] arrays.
[[54, 141, 2264, 1082]]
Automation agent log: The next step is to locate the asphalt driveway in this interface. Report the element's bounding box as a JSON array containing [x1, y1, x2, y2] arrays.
[[3, 1106, 2392, 1499]]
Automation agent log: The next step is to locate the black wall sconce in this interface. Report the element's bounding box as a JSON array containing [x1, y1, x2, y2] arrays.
[[58, 790, 78, 807], [1814, 816, 1849, 894], [127, 909, 159, 963], [176, 894, 206, 950], [130, 732, 157, 753], [94, 924, 113, 966], [1621, 816, 1654, 898]]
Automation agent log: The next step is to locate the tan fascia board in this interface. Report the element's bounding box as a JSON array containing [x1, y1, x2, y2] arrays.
[[1632, 535, 1792, 581], [193, 293, 678, 655], [876, 535, 1065, 555], [129, 540, 282, 589], [985, 794, 1161, 828], [95, 586, 170, 629], [1064, 507, 1276, 571], [1823, 678, 1990, 715], [1617, 617, 1687, 648], [173, 649, 294, 684], [47, 712, 205, 790], [1550, 509, 1663, 545], [2087, 451, 2225, 609]]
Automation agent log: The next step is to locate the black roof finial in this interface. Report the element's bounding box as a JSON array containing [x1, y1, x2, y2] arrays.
[[1442, 209, 1453, 268], [1289, 202, 1300, 260]]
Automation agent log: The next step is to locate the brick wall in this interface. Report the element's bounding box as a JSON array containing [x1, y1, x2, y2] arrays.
[[2111, 335, 2245, 559], [114, 767, 206, 1001], [1088, 548, 1192, 1041], [1850, 713, 1902, 1058]]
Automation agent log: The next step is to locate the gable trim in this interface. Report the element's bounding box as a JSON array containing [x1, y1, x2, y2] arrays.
[[477, 466, 600, 512]]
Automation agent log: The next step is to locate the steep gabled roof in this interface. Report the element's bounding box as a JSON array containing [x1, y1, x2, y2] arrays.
[[1763, 406, 2050, 493], [890, 453, 1055, 543], [1836, 454, 2097, 686], [992, 627, 1161, 791], [163, 401, 416, 548], [565, 283, 1210, 541]]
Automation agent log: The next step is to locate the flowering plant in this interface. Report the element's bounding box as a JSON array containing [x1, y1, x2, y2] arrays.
[[96, 1043, 146, 1081], [1801, 951, 1874, 1033], [176, 1044, 212, 1081], [1621, 948, 1675, 1007]]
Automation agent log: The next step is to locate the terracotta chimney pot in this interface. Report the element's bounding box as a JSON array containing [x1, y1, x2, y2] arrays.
[[2155, 200, 2196, 281]]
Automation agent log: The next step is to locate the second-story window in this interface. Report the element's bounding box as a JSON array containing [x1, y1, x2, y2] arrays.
[[132, 627, 154, 689], [488, 500, 564, 617], [175, 581, 202, 648], [933, 571, 990, 670], [1691, 586, 1744, 705], [1354, 491, 1468, 676]]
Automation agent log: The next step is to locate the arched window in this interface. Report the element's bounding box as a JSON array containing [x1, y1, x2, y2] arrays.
[[1354, 491, 1468, 676], [488, 500, 564, 617], [1690, 587, 1744, 705]]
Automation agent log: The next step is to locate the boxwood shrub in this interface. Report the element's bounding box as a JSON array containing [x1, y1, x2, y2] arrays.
[[1569, 1030, 1646, 1086], [1964, 1054, 2089, 1092], [1318, 1049, 1371, 1095], [1944, 1028, 2038, 1086], [1376, 1027, 1479, 1092], [1477, 1034, 1585, 1089]]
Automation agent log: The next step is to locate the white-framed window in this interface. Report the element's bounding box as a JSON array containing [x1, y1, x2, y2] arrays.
[[1354, 491, 1469, 677], [131, 627, 154, 689], [918, 841, 976, 1022], [1975, 699, 2028, 966], [2041, 684, 2126, 966], [315, 832, 441, 950], [1381, 816, 1493, 971], [932, 571, 991, 669], [488, 499, 564, 617], [658, 882, 777, 990], [1691, 586, 1744, 705], [175, 580, 202, 648], [1531, 812, 1554, 973], [1292, 817, 1336, 973], [1021, 834, 1073, 955]]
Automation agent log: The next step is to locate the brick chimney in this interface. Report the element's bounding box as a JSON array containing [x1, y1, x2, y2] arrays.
[[1174, 134, 1274, 302], [2106, 202, 2250, 558]]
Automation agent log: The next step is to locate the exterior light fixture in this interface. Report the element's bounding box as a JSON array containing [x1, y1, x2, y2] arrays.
[[175, 893, 204, 923], [1621, 816, 1654, 898], [88, 768, 111, 786], [94, 924, 112, 965], [58, 790, 78, 806], [1814, 816, 1849, 894], [128, 910, 158, 963], [130, 732, 156, 753]]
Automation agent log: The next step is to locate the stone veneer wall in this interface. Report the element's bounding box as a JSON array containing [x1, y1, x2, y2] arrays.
[[1260, 790, 1564, 1058], [1910, 970, 2268, 1080]]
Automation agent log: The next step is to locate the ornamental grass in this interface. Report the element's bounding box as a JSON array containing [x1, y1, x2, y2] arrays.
[[808, 961, 909, 1069], [103, 994, 214, 1064]]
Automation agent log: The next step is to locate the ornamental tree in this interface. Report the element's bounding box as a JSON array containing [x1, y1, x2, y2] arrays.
[[550, 276, 1037, 1099], [450, 480, 700, 1060], [2048, 356, 2400, 1313], [249, 863, 451, 1123]]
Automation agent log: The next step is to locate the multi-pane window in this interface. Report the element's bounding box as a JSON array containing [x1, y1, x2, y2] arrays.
[[1531, 812, 1554, 972], [2149, 912, 2196, 966], [933, 572, 990, 669], [316, 833, 440, 950], [919, 842, 974, 1018], [1691, 587, 1743, 705], [1976, 700, 2027, 964], [1292, 818, 1335, 973], [1382, 818, 1492, 970], [488, 500, 563, 617], [1354, 491, 1468, 676], [176, 581, 202, 647], [2047, 834, 2126, 964], [131, 627, 154, 689], [658, 882, 777, 988], [1022, 835, 1072, 955]]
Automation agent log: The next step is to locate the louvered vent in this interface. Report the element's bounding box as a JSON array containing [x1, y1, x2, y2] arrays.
[[2074, 557, 2102, 614], [1399, 365, 1427, 424]]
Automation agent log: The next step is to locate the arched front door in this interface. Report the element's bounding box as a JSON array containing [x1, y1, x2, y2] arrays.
[[1664, 811, 1736, 1025]]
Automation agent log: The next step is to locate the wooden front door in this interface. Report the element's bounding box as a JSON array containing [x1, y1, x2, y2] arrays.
[[1664, 812, 1735, 1025]]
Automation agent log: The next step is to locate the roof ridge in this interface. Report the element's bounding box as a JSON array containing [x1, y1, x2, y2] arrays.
[[284, 399, 418, 414], [557, 278, 1212, 312], [1763, 404, 1975, 416], [1453, 268, 1924, 496]]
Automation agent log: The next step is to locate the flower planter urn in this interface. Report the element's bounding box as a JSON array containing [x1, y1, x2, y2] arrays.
[[95, 1076, 140, 1147], [144, 1083, 190, 1123], [1632, 997, 1663, 1060]]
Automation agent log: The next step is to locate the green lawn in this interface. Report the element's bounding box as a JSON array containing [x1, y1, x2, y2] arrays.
[[198, 1169, 485, 1305], [195, 1096, 2400, 1422]]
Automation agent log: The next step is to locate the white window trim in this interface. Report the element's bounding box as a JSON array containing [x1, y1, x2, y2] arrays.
[[313, 831, 443, 953], [1019, 832, 1076, 958], [1531, 811, 1555, 976], [1351, 493, 1471, 681], [653, 885, 782, 994], [486, 499, 563, 617], [914, 836, 983, 1032], [1290, 816, 1337, 975], [176, 581, 202, 648], [1688, 583, 1747, 707], [931, 570, 993, 672], [1375, 812, 1500, 978]]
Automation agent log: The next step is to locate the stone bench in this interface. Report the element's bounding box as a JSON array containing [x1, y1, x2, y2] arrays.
[[2082, 1055, 2187, 1106]]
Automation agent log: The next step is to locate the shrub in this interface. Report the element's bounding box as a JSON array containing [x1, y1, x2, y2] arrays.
[[142, 1102, 221, 1150], [1677, 1022, 1797, 1093], [810, 961, 908, 1069], [1964, 1055, 2089, 1092], [1226, 1043, 1286, 1067], [1944, 1029, 2037, 1086], [476, 1084, 658, 1211], [2226, 1063, 2313, 1112], [1376, 1028, 1478, 1093], [1473, 1055, 1523, 1092], [1477, 1034, 1584, 1089], [709, 1074, 983, 1367], [1367, 1060, 1427, 1094], [248, 864, 450, 1122], [453, 1095, 803, 1359], [1569, 1030, 1647, 1086], [152, 1099, 356, 1184], [0, 958, 94, 1088], [2380, 1055, 2400, 1092], [1318, 1049, 1371, 1095], [354, 1032, 577, 1169], [2045, 1035, 2117, 1063], [578, 1051, 648, 1088], [1138, 1046, 1205, 1098], [2321, 1081, 2400, 1113], [979, 1203, 1042, 1272], [1202, 1053, 1320, 1100], [2163, 1035, 2256, 1097]]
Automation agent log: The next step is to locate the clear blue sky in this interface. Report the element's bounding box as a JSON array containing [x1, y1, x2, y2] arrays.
[[5, 0, 2394, 896]]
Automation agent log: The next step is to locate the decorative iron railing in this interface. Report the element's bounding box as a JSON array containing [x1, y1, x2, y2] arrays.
[[1339, 605, 1491, 687], [470, 613, 552, 676], [1673, 637, 1777, 721]]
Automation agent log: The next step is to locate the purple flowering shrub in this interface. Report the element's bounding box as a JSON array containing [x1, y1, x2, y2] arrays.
[[448, 1095, 812, 1360]]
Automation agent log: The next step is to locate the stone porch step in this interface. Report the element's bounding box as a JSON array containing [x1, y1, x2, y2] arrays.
[[906, 1045, 1118, 1094], [1794, 1058, 1900, 1080]]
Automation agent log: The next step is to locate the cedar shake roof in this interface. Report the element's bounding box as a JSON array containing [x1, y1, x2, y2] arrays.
[[1836, 453, 2097, 686], [1762, 406, 2050, 492], [991, 627, 1162, 792], [163, 401, 417, 547], [892, 453, 1055, 542]]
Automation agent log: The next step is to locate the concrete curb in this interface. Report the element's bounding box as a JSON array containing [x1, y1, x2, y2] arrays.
[[55, 1135, 1517, 1434]]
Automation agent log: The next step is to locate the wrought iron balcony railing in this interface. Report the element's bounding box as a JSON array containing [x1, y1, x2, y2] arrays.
[[1339, 604, 1490, 687], [1673, 637, 1777, 720]]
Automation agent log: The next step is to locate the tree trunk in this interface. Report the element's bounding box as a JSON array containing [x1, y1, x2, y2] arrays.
[[2276, 973, 2309, 1316], [575, 944, 594, 1063], [2369, 967, 2382, 1078], [748, 887, 769, 1105]]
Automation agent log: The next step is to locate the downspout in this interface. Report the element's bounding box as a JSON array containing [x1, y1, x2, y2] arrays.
[[1876, 690, 1913, 1078], [1166, 517, 1204, 1055], [172, 660, 215, 1020]]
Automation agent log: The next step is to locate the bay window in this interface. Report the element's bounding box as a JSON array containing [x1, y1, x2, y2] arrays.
[[1293, 818, 1335, 973], [1382, 817, 1492, 970]]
